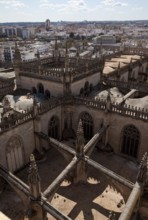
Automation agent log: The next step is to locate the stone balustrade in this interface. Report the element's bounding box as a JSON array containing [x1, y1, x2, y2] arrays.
[[1, 93, 148, 134], [103, 79, 148, 93], [35, 96, 148, 122], [0, 109, 33, 133], [38, 98, 62, 114], [20, 71, 62, 83]]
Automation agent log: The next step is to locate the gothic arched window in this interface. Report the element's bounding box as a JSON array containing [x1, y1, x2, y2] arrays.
[[121, 125, 140, 158], [32, 87, 37, 94], [37, 83, 44, 94], [80, 112, 93, 140], [45, 90, 50, 98], [48, 116, 59, 139], [6, 135, 24, 172], [84, 81, 89, 90], [80, 88, 84, 95]]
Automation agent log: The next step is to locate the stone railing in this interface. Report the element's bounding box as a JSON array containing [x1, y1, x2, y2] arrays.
[[103, 79, 148, 93], [1, 93, 148, 134], [38, 95, 147, 123], [20, 71, 62, 83], [111, 103, 148, 121], [33, 96, 148, 122], [73, 65, 102, 81], [96, 45, 148, 57], [0, 109, 33, 133], [74, 97, 148, 122], [123, 47, 148, 56], [37, 97, 62, 114]]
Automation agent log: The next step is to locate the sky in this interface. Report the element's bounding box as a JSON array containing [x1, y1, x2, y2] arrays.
[[0, 0, 147, 22]]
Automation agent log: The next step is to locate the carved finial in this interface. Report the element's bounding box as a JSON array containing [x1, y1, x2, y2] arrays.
[[76, 120, 85, 156], [36, 49, 40, 60], [65, 51, 69, 72], [137, 152, 148, 184], [66, 41, 68, 54], [3, 97, 11, 112], [77, 119, 84, 137], [106, 90, 111, 112], [33, 96, 39, 116], [139, 153, 147, 169], [28, 154, 41, 199], [55, 38, 58, 51]]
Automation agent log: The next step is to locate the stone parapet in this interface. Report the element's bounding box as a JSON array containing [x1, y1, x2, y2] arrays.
[[103, 79, 148, 93], [0, 109, 33, 133]]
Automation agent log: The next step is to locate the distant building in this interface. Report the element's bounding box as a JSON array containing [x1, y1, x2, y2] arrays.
[[4, 27, 16, 37], [3, 46, 14, 64], [22, 28, 30, 39], [93, 35, 116, 45]]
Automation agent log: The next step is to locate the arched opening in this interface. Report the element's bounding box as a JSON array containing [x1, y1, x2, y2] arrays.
[[37, 83, 44, 94], [121, 125, 140, 158], [80, 88, 84, 96], [84, 81, 90, 97], [84, 81, 89, 90], [32, 87, 37, 94], [45, 90, 50, 98], [80, 112, 93, 140], [89, 83, 93, 92], [6, 135, 24, 172], [48, 116, 60, 139]]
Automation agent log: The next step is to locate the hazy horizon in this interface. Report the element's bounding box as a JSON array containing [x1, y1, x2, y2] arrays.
[[0, 0, 147, 23], [0, 19, 148, 24]]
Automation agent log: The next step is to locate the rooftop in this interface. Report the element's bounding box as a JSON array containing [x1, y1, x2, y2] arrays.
[[0, 147, 138, 220]]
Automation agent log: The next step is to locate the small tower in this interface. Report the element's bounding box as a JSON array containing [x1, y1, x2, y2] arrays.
[[3, 97, 11, 113], [14, 42, 22, 88], [137, 152, 148, 184]]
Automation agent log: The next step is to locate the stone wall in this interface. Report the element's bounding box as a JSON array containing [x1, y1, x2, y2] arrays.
[[107, 113, 148, 160], [71, 72, 101, 95], [40, 105, 62, 136], [120, 71, 128, 82], [71, 103, 148, 161], [0, 120, 35, 169], [35, 105, 62, 151], [20, 76, 63, 96]]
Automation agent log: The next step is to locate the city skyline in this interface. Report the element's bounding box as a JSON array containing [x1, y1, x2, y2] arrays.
[[0, 0, 147, 22]]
